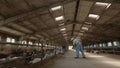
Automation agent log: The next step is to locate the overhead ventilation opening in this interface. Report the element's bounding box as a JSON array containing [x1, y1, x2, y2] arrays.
[[59, 23, 64, 26], [63, 33, 67, 36], [88, 14, 100, 20], [60, 28, 66, 31], [55, 16, 64, 21], [82, 27, 89, 31], [50, 5, 62, 11], [85, 22, 92, 25], [95, 2, 111, 9]]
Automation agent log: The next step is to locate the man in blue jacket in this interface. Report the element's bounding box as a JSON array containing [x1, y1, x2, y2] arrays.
[[71, 37, 86, 59]]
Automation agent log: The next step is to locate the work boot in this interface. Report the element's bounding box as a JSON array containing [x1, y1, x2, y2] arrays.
[[82, 57, 86, 59], [74, 57, 79, 59]]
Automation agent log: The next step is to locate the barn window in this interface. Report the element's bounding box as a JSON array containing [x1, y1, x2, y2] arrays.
[[113, 41, 120, 46], [102, 43, 105, 47], [11, 38, 15, 43], [99, 44, 102, 47], [28, 41, 33, 45], [39, 43, 42, 46], [6, 37, 15, 43], [35, 43, 39, 45], [21, 40, 27, 44], [90, 45, 93, 48], [6, 37, 11, 42], [108, 42, 112, 46]]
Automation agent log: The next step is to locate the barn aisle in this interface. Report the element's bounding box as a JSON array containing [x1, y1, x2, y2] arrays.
[[40, 50, 120, 68]]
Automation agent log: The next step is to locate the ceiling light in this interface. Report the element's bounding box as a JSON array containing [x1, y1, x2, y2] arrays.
[[60, 28, 66, 31], [96, 2, 111, 9], [55, 16, 64, 21], [59, 23, 64, 26], [82, 27, 89, 30], [88, 14, 100, 20], [51, 5, 62, 11]]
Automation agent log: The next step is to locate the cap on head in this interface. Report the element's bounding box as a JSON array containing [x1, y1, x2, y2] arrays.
[[71, 38, 74, 41]]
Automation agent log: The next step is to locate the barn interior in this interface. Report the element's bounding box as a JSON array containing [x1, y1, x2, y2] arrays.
[[0, 0, 120, 68]]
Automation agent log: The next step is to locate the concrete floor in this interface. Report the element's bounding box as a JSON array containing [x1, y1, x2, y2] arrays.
[[40, 50, 120, 68]]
